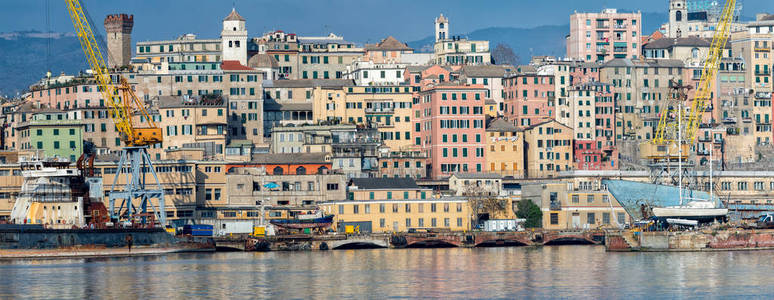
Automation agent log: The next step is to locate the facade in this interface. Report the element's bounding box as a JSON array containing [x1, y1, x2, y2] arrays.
[[157, 95, 228, 159], [221, 9, 248, 66], [312, 85, 415, 151], [569, 82, 617, 170], [567, 9, 642, 62], [262, 79, 351, 137], [345, 61, 407, 86], [460, 65, 513, 115], [16, 111, 83, 162], [521, 181, 628, 230], [415, 84, 488, 179], [662, 0, 746, 38], [378, 150, 427, 179], [523, 120, 574, 178], [297, 34, 365, 80], [485, 119, 525, 178], [225, 166, 346, 207], [321, 178, 471, 233], [503, 72, 556, 127]]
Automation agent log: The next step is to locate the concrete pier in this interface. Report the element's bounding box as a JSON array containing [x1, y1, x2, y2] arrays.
[[606, 229, 774, 251]]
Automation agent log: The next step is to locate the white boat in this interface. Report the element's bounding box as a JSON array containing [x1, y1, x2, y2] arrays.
[[652, 200, 728, 221]]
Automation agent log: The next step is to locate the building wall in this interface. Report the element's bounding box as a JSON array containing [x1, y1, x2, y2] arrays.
[[159, 102, 228, 158], [503, 74, 556, 127], [485, 130, 524, 178], [523, 120, 574, 178], [322, 198, 471, 233], [416, 86, 488, 179]]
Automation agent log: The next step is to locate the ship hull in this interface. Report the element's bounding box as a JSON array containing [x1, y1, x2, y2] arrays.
[[602, 180, 722, 220], [652, 208, 729, 221], [270, 215, 334, 229], [0, 225, 214, 257]]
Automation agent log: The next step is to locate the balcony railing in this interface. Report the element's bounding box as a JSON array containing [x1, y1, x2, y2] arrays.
[[614, 24, 628, 29], [550, 201, 561, 211], [365, 107, 394, 114]]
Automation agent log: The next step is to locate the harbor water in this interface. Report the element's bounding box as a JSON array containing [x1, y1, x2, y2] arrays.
[[0, 246, 771, 299]]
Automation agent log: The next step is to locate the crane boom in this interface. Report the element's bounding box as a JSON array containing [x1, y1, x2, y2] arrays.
[[652, 0, 736, 146], [65, 0, 161, 147]]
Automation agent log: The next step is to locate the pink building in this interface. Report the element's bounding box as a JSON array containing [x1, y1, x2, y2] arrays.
[[569, 62, 601, 85], [415, 84, 487, 179], [26, 78, 104, 110], [569, 82, 617, 170], [503, 73, 556, 128], [567, 8, 642, 62]]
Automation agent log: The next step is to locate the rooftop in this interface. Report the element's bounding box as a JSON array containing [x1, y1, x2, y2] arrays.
[[365, 36, 413, 52], [602, 58, 684, 68], [451, 173, 502, 180], [263, 79, 355, 88], [250, 152, 330, 164], [461, 65, 514, 77], [157, 95, 225, 108], [350, 178, 420, 190], [486, 118, 520, 132], [642, 37, 712, 49], [224, 8, 245, 22]]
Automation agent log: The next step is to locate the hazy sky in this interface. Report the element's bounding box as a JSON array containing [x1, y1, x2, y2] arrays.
[[2, 0, 772, 43]]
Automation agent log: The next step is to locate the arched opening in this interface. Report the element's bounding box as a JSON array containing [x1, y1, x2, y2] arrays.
[[675, 11, 682, 22], [272, 166, 284, 175], [317, 166, 329, 174], [692, 47, 700, 59], [296, 166, 306, 175]]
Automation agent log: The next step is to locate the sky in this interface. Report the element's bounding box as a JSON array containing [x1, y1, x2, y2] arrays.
[[1, 0, 772, 43]]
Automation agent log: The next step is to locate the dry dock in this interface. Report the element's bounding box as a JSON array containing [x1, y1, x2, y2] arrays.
[[606, 229, 774, 251]]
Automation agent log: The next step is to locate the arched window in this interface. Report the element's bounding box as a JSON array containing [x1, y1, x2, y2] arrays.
[[296, 166, 306, 175], [272, 166, 284, 175], [675, 11, 682, 22], [691, 48, 700, 59], [317, 166, 329, 175]]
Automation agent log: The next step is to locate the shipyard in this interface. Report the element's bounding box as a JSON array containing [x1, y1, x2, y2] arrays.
[[0, 0, 773, 298]]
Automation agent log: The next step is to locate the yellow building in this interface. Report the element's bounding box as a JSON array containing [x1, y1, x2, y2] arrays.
[[312, 85, 415, 151], [485, 119, 524, 178], [523, 119, 574, 178], [320, 178, 471, 233], [157, 95, 228, 159]]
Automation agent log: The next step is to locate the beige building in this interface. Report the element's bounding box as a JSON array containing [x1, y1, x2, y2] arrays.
[[321, 178, 471, 233], [262, 79, 352, 137], [378, 150, 427, 179], [312, 85, 415, 151], [523, 120, 574, 178], [485, 119, 525, 178], [225, 167, 346, 207], [521, 180, 628, 230], [157, 95, 228, 159], [433, 14, 491, 65]]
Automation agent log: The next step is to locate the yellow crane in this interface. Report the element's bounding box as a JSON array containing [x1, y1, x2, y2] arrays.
[[643, 0, 736, 161], [65, 0, 166, 225], [65, 0, 161, 146]]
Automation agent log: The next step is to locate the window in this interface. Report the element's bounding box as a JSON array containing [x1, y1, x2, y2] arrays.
[[587, 213, 595, 224], [550, 213, 559, 225], [326, 183, 339, 190]]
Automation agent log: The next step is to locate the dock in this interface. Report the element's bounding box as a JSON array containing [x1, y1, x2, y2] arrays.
[[606, 229, 774, 251], [213, 230, 607, 251]]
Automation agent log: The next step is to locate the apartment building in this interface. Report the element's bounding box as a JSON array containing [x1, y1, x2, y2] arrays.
[[312, 85, 414, 151], [297, 34, 365, 80], [262, 79, 351, 137], [415, 84, 488, 179], [567, 8, 642, 62], [377, 150, 427, 179], [345, 61, 407, 86], [485, 119, 525, 178], [599, 59, 684, 143], [321, 178, 471, 233], [225, 166, 346, 207], [135, 33, 221, 64], [503, 72, 556, 127], [569, 82, 617, 170], [15, 111, 83, 162], [157, 95, 228, 159], [523, 120, 574, 178], [521, 180, 628, 230], [459, 65, 512, 115], [24, 75, 104, 110]]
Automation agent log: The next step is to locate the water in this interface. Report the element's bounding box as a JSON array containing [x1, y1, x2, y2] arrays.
[[0, 246, 771, 299]]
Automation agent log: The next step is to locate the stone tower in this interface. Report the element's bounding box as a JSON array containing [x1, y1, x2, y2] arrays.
[[669, 0, 688, 38], [435, 14, 449, 42], [221, 8, 248, 65], [104, 14, 133, 68]]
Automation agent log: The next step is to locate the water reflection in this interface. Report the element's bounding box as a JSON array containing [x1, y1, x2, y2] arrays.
[[0, 247, 772, 298]]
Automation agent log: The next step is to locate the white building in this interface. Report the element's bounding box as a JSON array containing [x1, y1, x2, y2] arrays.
[[345, 61, 407, 86]]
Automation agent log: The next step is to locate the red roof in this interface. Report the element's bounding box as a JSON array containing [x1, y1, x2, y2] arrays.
[[221, 60, 253, 71]]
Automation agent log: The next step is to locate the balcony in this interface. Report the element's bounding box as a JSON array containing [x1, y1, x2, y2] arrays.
[[722, 117, 737, 124], [754, 70, 771, 76], [365, 107, 394, 114], [550, 201, 561, 211], [743, 117, 752, 123], [614, 23, 628, 29], [755, 92, 772, 99], [754, 47, 771, 52]]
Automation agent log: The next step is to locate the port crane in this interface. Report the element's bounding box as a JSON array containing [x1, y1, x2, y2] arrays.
[[65, 0, 166, 225], [642, 0, 736, 192]]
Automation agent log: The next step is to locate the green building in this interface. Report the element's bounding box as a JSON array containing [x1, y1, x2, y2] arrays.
[[18, 111, 84, 162]]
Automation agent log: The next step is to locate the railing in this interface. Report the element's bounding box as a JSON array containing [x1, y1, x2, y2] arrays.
[[550, 201, 561, 211], [365, 107, 394, 114], [614, 24, 628, 29]]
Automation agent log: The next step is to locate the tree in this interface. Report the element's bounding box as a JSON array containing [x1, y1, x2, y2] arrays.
[[491, 43, 519, 66], [463, 184, 506, 228], [515, 200, 542, 228]]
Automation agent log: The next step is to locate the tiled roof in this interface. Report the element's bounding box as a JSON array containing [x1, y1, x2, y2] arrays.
[[486, 118, 519, 132], [263, 79, 355, 88], [350, 178, 420, 190], [643, 36, 711, 49], [461, 65, 514, 77], [250, 152, 329, 164], [221, 60, 253, 71], [602, 58, 684, 68], [365, 36, 413, 51], [224, 8, 245, 21], [451, 173, 502, 179]]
